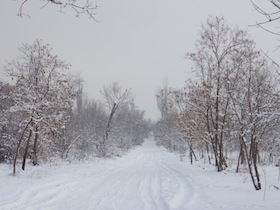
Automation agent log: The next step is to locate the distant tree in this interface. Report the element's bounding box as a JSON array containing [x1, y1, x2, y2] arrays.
[[156, 79, 169, 119], [169, 86, 206, 164], [0, 81, 16, 163], [99, 82, 132, 157], [154, 108, 188, 162], [16, 0, 99, 20], [59, 95, 107, 159], [52, 74, 89, 160], [127, 109, 149, 146], [53, 80, 149, 160], [4, 39, 78, 174]]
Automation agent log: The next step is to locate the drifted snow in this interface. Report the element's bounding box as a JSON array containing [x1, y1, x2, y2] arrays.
[[0, 138, 279, 210]]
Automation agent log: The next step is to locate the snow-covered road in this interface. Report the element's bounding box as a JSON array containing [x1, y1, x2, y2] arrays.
[[0, 138, 201, 210], [1, 138, 280, 210]]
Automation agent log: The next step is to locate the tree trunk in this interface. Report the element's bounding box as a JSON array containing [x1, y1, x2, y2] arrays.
[[63, 134, 82, 159], [13, 119, 32, 175], [33, 126, 39, 166], [212, 141, 220, 171], [252, 136, 261, 190], [188, 143, 196, 165], [100, 103, 117, 157], [242, 136, 261, 190], [189, 149, 193, 165], [218, 141, 227, 171], [236, 141, 243, 173], [206, 143, 211, 164], [22, 129, 33, 170]]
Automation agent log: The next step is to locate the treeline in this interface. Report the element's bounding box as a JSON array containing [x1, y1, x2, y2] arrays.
[[154, 16, 280, 190], [0, 40, 150, 174]]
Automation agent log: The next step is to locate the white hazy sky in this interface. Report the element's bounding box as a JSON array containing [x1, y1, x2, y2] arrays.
[[0, 0, 279, 120]]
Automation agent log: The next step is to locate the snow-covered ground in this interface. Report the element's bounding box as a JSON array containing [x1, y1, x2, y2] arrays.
[[0, 138, 279, 210]]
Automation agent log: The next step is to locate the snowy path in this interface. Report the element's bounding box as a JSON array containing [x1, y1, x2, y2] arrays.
[[1, 138, 280, 210], [0, 138, 200, 210]]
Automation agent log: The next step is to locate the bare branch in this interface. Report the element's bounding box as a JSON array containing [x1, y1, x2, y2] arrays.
[[254, 22, 280, 35], [260, 49, 280, 75], [17, 0, 30, 18], [250, 0, 280, 35], [17, 0, 99, 21], [49, 0, 63, 5]]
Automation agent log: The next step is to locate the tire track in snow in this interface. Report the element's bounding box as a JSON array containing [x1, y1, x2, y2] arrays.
[[0, 138, 195, 210], [160, 162, 194, 209]]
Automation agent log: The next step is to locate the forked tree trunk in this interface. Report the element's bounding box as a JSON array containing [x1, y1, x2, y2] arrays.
[[188, 143, 197, 165], [242, 136, 261, 190], [22, 129, 33, 170], [100, 103, 117, 157], [211, 138, 226, 172], [13, 119, 32, 175], [210, 137, 220, 170]]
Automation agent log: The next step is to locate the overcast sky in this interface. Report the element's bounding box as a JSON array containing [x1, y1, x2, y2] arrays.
[[0, 0, 279, 120]]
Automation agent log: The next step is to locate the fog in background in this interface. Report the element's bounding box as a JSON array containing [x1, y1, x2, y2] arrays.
[[0, 0, 278, 120]]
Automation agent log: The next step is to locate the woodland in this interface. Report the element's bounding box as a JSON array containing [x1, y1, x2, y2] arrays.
[[1, 1, 280, 193]]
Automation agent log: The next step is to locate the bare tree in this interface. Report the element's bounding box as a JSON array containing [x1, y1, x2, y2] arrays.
[[156, 79, 169, 119], [169, 86, 208, 164], [54, 80, 149, 160], [154, 112, 185, 154], [186, 16, 248, 172], [226, 53, 280, 190], [99, 82, 132, 157], [4, 39, 77, 174], [16, 0, 99, 20], [162, 16, 280, 190]]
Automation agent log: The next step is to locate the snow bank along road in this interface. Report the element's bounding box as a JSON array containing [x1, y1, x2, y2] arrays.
[[0, 138, 203, 210], [1, 138, 280, 210]]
